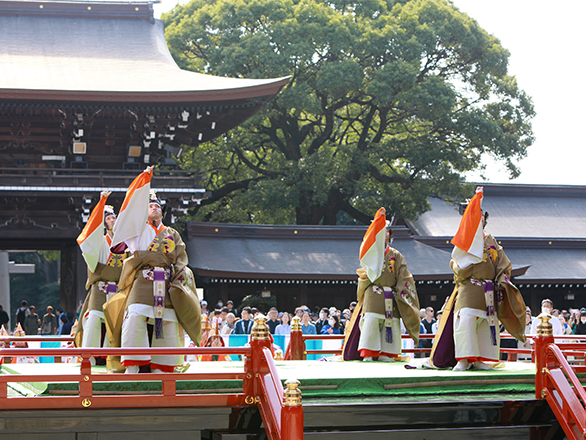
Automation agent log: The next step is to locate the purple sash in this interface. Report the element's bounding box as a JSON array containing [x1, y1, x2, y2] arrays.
[[153, 268, 165, 339], [384, 288, 394, 343]]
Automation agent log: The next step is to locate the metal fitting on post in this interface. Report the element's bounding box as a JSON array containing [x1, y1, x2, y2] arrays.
[[536, 312, 553, 337], [291, 316, 302, 332], [283, 378, 302, 407], [251, 314, 270, 341]]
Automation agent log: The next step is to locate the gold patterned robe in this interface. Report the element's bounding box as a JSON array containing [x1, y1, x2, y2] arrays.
[[343, 248, 421, 360], [430, 234, 526, 368], [104, 227, 201, 349], [74, 242, 126, 347]]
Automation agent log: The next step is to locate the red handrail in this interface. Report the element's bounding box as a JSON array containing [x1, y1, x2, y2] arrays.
[[285, 331, 539, 360], [537, 344, 586, 439], [534, 314, 586, 440]]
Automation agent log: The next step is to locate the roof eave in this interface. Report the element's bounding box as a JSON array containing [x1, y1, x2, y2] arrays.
[[0, 77, 291, 104]]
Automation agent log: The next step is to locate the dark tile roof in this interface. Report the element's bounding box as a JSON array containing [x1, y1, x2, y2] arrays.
[[409, 183, 586, 239], [0, 0, 289, 102], [186, 222, 454, 281]]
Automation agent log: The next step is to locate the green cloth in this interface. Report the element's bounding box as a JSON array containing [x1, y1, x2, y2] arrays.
[[7, 359, 580, 400]]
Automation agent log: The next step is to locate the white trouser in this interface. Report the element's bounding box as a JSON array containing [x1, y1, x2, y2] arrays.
[[358, 313, 401, 356], [454, 308, 499, 362], [82, 310, 110, 348], [121, 310, 184, 367]]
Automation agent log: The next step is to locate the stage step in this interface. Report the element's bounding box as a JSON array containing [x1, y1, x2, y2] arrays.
[[212, 395, 566, 440], [209, 425, 561, 440]]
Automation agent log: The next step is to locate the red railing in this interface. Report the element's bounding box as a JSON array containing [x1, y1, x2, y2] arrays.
[[0, 322, 304, 440], [534, 316, 586, 440], [284, 331, 540, 361]]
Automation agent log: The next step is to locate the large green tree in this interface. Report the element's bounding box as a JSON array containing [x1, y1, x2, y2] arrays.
[[163, 0, 534, 225]]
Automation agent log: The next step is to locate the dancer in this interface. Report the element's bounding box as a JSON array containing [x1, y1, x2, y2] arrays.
[[343, 208, 420, 361], [76, 191, 127, 361], [107, 167, 200, 373], [431, 187, 526, 370]]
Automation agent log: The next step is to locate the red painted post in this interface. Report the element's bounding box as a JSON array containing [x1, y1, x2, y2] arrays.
[[290, 317, 305, 361], [79, 352, 93, 398], [534, 312, 554, 399], [248, 315, 272, 403], [282, 378, 303, 440]]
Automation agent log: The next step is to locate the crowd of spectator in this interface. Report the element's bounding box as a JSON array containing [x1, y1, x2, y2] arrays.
[[200, 297, 586, 345], [4, 296, 581, 346], [202, 300, 358, 337]]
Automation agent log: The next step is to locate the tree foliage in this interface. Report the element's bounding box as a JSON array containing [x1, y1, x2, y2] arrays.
[[164, 0, 534, 225]]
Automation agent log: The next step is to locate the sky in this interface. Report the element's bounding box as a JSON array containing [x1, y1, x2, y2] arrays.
[[153, 0, 586, 186]]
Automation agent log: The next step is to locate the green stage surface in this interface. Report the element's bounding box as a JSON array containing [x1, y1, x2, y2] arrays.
[[1, 358, 542, 401]]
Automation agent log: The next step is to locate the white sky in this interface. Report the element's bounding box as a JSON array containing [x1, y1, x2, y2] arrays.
[[154, 0, 586, 186]]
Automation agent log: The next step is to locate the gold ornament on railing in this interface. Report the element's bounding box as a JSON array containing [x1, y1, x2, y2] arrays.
[[283, 378, 302, 407], [291, 316, 302, 332], [251, 314, 270, 341], [536, 312, 553, 337]]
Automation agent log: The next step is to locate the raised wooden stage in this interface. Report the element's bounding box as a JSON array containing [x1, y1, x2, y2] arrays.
[[0, 358, 565, 440], [0, 314, 580, 440]]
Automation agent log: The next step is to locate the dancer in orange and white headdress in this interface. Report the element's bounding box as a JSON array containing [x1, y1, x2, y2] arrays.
[[431, 187, 527, 371], [106, 167, 201, 374], [343, 208, 420, 362], [76, 191, 128, 367]]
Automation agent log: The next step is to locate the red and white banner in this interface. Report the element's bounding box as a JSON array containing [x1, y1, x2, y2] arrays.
[[76, 193, 108, 272], [112, 168, 152, 246], [359, 208, 387, 282], [451, 190, 484, 269]]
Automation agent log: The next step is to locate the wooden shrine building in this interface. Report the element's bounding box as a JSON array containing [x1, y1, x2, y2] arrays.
[[0, 0, 288, 313]]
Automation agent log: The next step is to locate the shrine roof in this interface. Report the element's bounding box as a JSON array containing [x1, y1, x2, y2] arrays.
[[0, 0, 289, 104], [408, 183, 586, 240], [186, 222, 461, 281]]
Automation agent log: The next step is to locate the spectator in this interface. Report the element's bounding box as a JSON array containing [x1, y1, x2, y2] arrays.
[[416, 321, 427, 358], [574, 310, 586, 335], [41, 306, 58, 335], [301, 310, 317, 335], [328, 307, 337, 319], [15, 300, 29, 331], [560, 315, 572, 335], [226, 300, 238, 317], [275, 312, 292, 335], [518, 307, 533, 361], [60, 314, 74, 336], [294, 307, 304, 320], [211, 309, 222, 329], [266, 307, 279, 334], [530, 299, 563, 335], [221, 313, 236, 335], [569, 309, 580, 332], [431, 311, 442, 334], [349, 301, 357, 314], [55, 306, 64, 335], [24, 305, 40, 335], [321, 315, 342, 335], [315, 308, 329, 334], [234, 307, 254, 335], [0, 305, 9, 329], [420, 307, 436, 357], [340, 309, 351, 333], [219, 308, 229, 330], [200, 300, 209, 316], [251, 307, 260, 318]]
